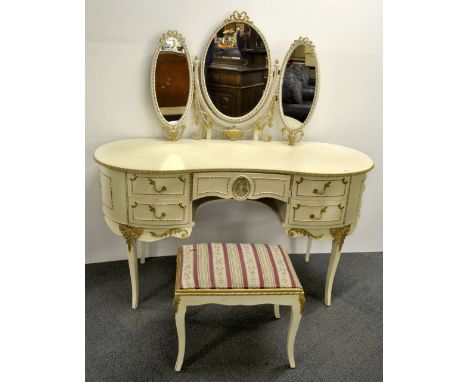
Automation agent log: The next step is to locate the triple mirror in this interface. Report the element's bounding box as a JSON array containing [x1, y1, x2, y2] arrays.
[[150, 11, 318, 144]]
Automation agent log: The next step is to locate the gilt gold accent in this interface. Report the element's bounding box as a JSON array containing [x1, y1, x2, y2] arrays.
[[173, 295, 181, 313], [342, 178, 349, 185], [130, 202, 137, 208], [282, 127, 304, 146], [118, 224, 143, 251], [193, 75, 213, 139], [313, 181, 331, 195], [129, 174, 138, 181], [148, 205, 166, 219], [150, 228, 188, 239], [310, 206, 327, 220], [296, 177, 305, 185], [231, 176, 251, 200], [224, 10, 250, 23], [299, 294, 306, 314], [175, 288, 304, 296], [178, 176, 186, 183], [288, 228, 324, 239], [178, 202, 186, 209], [338, 203, 344, 210], [293, 204, 301, 210], [330, 224, 351, 251], [223, 128, 245, 141], [148, 178, 167, 193]]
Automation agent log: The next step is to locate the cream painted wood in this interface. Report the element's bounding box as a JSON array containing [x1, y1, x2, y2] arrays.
[[325, 239, 342, 306], [305, 237, 312, 262], [128, 241, 139, 309], [95, 139, 373, 308], [274, 304, 281, 319], [139, 241, 146, 264], [174, 294, 303, 371]]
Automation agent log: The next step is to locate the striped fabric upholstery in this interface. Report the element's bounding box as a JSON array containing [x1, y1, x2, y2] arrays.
[[177, 243, 302, 290]]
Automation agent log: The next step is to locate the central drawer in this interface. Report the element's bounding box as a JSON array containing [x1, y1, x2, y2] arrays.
[[193, 172, 291, 202], [128, 198, 189, 225], [127, 173, 189, 198]]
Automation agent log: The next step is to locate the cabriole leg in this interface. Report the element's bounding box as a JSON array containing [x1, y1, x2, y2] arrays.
[[139, 241, 146, 264], [305, 237, 313, 262], [287, 298, 302, 368], [127, 240, 139, 309], [325, 239, 342, 306], [175, 300, 187, 372]]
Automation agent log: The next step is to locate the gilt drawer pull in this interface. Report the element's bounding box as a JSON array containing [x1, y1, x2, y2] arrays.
[[148, 179, 167, 193], [310, 206, 328, 220], [296, 177, 305, 185], [342, 178, 349, 185], [313, 181, 332, 195], [178, 202, 186, 209], [178, 176, 186, 183], [148, 205, 166, 220], [131, 202, 138, 208]]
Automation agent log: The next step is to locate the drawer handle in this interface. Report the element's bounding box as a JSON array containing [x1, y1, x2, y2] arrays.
[[338, 203, 344, 210], [148, 179, 167, 193], [178, 176, 186, 183], [310, 206, 328, 220], [148, 205, 166, 220], [129, 174, 138, 181], [178, 202, 186, 209], [342, 178, 349, 185], [313, 181, 332, 195], [131, 202, 138, 208], [296, 177, 305, 185]]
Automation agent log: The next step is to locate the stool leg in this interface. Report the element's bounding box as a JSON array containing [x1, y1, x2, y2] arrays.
[[175, 302, 187, 372], [305, 237, 313, 262], [274, 304, 280, 319], [287, 298, 302, 368]]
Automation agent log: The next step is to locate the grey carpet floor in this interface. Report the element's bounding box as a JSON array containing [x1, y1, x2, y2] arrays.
[[86, 252, 382, 382]]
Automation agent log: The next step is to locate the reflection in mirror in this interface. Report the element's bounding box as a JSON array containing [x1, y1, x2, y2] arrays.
[[281, 45, 316, 127], [155, 37, 190, 124], [204, 22, 268, 118]]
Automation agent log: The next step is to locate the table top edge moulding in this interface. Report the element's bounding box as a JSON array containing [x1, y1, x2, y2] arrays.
[[94, 138, 374, 176]]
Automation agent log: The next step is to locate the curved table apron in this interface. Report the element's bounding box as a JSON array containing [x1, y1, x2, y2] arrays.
[[94, 139, 374, 309]]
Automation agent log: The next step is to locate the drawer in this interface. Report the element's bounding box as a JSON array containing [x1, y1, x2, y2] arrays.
[[193, 172, 290, 202], [128, 174, 188, 198], [128, 198, 189, 225], [288, 201, 346, 226], [293, 176, 350, 198]]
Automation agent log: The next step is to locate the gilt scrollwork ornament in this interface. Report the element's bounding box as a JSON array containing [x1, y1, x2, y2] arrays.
[[330, 224, 351, 251], [224, 10, 251, 24], [118, 224, 143, 251], [288, 228, 324, 239], [299, 294, 306, 314], [173, 295, 181, 313], [150, 228, 188, 239], [282, 127, 304, 146]]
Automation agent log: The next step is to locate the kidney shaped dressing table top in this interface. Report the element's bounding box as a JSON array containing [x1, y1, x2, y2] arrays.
[[94, 138, 373, 308]]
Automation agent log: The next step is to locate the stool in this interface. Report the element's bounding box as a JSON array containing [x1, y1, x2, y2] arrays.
[[173, 243, 305, 371]]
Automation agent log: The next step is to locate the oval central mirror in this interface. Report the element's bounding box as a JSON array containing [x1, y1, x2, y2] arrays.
[[200, 12, 272, 122], [151, 31, 193, 140]]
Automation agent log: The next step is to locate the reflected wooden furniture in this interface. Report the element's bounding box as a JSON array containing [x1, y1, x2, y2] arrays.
[[207, 57, 267, 117], [174, 243, 304, 371], [155, 51, 190, 121], [94, 138, 373, 309]]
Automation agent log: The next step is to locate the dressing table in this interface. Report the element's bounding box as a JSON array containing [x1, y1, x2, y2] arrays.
[[94, 11, 374, 309]]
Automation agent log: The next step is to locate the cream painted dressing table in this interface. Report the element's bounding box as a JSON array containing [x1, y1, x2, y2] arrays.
[[94, 11, 374, 310], [95, 139, 373, 308]]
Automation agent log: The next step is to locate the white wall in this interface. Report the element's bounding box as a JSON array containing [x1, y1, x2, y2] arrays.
[[85, 0, 382, 263]]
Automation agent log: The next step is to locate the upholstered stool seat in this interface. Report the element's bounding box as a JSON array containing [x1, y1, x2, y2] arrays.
[[174, 243, 305, 371]]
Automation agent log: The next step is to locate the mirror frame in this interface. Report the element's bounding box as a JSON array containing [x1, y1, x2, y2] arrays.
[[151, 30, 194, 141], [278, 37, 319, 145], [197, 11, 275, 133]]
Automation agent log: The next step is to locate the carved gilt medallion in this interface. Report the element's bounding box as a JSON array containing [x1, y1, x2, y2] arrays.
[[231, 176, 251, 200]]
